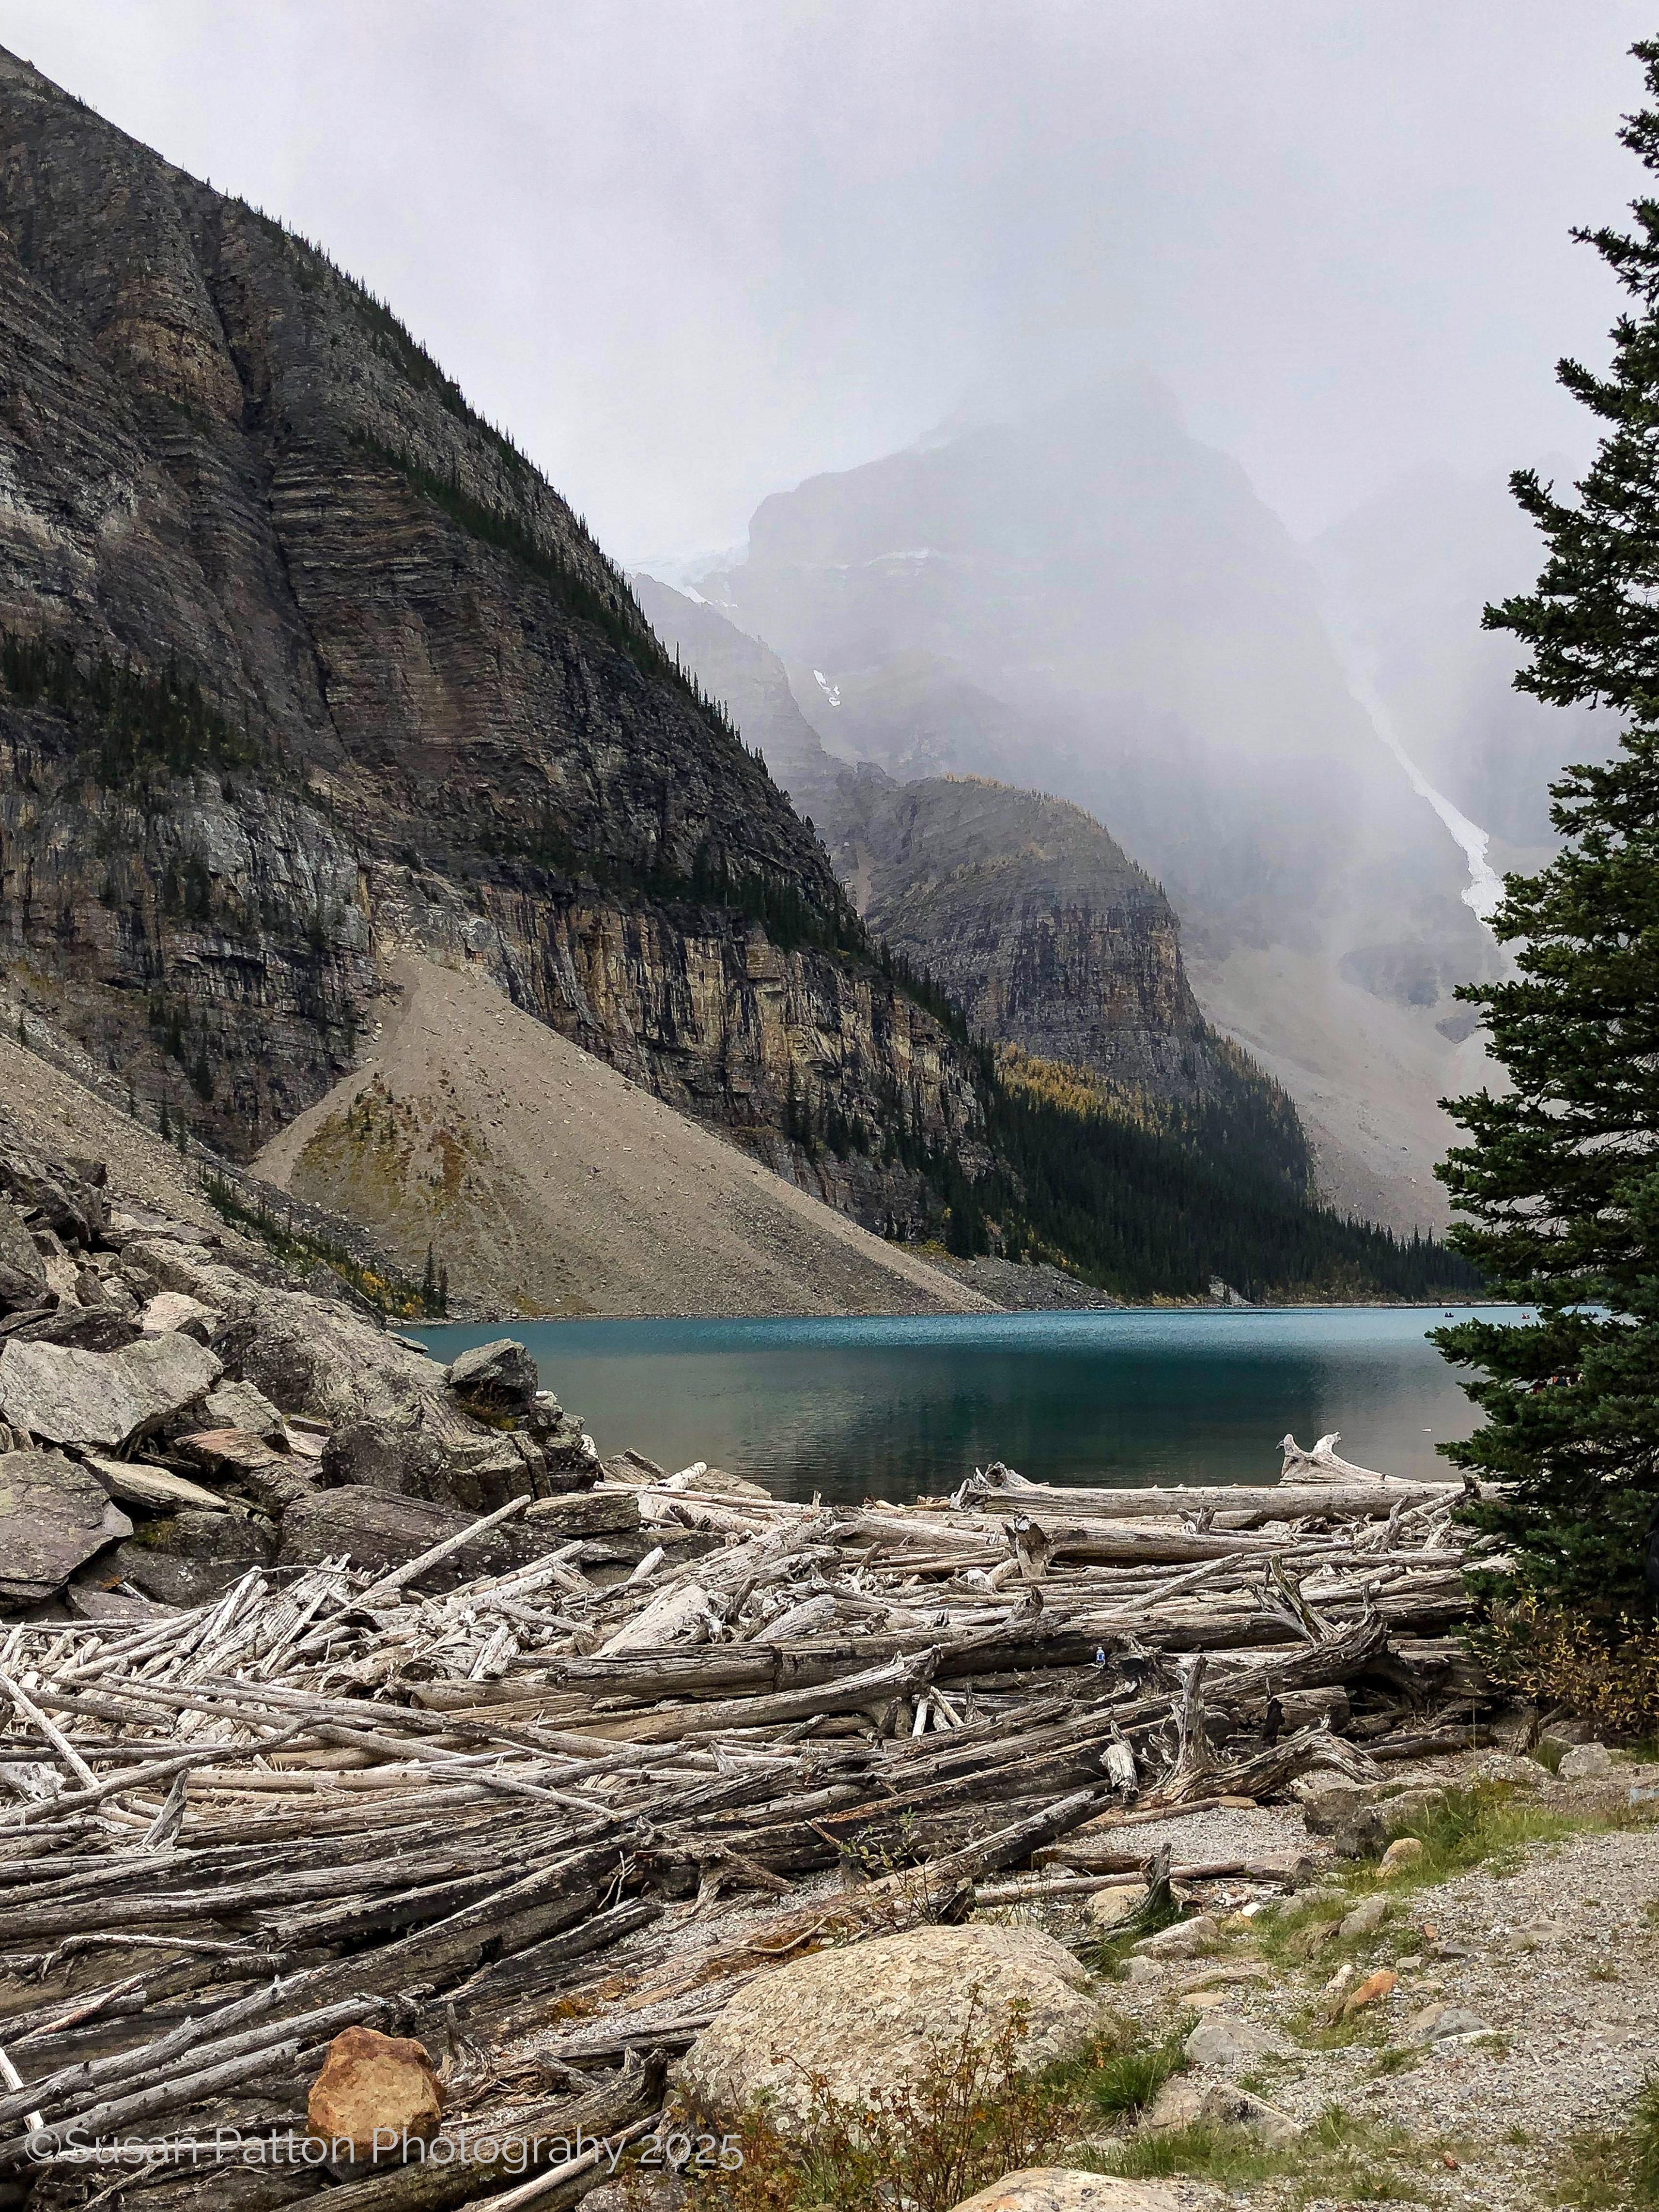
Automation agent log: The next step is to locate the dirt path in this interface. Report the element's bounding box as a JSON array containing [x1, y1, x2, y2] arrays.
[[255, 952, 997, 1320]]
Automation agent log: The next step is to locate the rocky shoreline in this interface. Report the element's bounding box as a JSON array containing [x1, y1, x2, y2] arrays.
[[0, 1110, 1648, 2212]]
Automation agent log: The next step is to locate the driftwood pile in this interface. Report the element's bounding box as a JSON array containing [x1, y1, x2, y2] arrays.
[[0, 1432, 1488, 2212]]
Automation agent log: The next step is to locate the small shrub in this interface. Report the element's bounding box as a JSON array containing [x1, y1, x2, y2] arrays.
[[1477, 1600, 1659, 1736], [1078, 2029, 1186, 2119], [680, 1996, 1078, 2212]]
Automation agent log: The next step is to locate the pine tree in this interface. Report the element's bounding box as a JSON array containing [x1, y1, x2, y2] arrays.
[[422, 1242, 438, 1315], [1434, 39, 1659, 1614]]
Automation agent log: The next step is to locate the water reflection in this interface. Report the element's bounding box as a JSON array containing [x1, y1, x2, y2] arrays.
[[413, 1306, 1511, 1506]]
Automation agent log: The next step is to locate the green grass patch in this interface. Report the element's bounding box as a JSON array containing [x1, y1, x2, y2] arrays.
[[1060, 2023, 1190, 2121], [1550, 2080, 1659, 2208], [1089, 2101, 1447, 2207]]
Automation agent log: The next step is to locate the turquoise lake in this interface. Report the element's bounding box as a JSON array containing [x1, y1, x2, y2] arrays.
[[412, 1305, 1517, 1506]]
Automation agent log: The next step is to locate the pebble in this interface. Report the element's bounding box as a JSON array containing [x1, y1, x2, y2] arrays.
[[1558, 1741, 1613, 1780], [1377, 1835, 1424, 1879], [1338, 1894, 1389, 1938]]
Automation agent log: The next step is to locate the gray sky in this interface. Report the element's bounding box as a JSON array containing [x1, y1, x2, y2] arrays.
[[0, 1, 1648, 558]]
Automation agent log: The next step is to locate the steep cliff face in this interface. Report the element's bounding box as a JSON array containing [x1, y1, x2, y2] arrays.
[[0, 51, 979, 1200], [845, 778, 1229, 1101], [634, 577, 1246, 1106]]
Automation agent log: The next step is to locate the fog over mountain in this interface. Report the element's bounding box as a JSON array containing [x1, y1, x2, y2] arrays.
[[1312, 463, 1612, 867], [675, 381, 1511, 1230]]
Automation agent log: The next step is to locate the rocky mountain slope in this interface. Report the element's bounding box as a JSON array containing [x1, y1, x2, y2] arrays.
[[253, 951, 990, 1317], [636, 577, 1256, 1108], [0, 47, 978, 1235], [0, 54, 1481, 1301], [690, 384, 1505, 1230]]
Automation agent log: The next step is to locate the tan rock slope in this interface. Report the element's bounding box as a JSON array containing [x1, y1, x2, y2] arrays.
[[255, 954, 993, 1319]]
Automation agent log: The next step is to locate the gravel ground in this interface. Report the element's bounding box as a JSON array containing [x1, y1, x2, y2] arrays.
[[1086, 1763, 1659, 2211]]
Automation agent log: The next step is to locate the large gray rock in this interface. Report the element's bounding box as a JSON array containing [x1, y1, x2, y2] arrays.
[[120, 1239, 265, 1321], [1558, 1741, 1613, 1781], [949, 2174, 1181, 2212], [279, 1487, 545, 1586], [223, 1295, 529, 1508], [82, 1454, 232, 1515], [0, 1141, 104, 1246], [204, 1381, 286, 1440], [174, 1429, 319, 1515], [676, 1923, 1102, 2135], [1183, 2015, 1284, 2075], [138, 1291, 222, 1341], [0, 1449, 133, 1603], [0, 1334, 222, 1450], [113, 1510, 276, 1606], [447, 1338, 539, 1412], [2, 1305, 142, 1352], [1132, 1913, 1218, 1960], [0, 1199, 47, 1315], [1144, 2074, 1297, 2143]]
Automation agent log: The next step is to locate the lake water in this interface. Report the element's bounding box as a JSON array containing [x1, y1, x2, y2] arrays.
[[412, 1305, 1515, 1506]]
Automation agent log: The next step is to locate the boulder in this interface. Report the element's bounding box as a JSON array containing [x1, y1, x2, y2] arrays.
[[1558, 1741, 1613, 1780], [1300, 1776, 1446, 1857], [1182, 2016, 1283, 2075], [1088, 1883, 1149, 1930], [676, 1923, 1101, 2135], [948, 2173, 1182, 2212], [447, 1338, 539, 1412], [138, 1291, 222, 1341], [0, 1141, 103, 1245], [4, 1306, 143, 1352], [225, 1293, 452, 1429], [175, 1428, 318, 1515], [1143, 2075, 1298, 2144], [82, 1454, 231, 1515], [121, 1239, 264, 1320], [223, 1296, 531, 1509], [0, 1448, 133, 1603], [112, 1510, 276, 1607], [0, 1334, 221, 1450], [1131, 1914, 1218, 1961], [0, 1198, 47, 1314], [307, 2025, 444, 2164], [279, 1487, 543, 1586], [205, 1381, 287, 1440], [1468, 1752, 1547, 1790], [321, 1418, 451, 1497]]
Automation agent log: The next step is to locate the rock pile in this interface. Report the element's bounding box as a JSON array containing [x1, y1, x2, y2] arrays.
[[0, 1115, 596, 1617]]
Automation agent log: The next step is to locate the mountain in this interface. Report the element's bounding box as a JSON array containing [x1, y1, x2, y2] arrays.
[[0, 53, 1475, 1307], [693, 382, 1505, 1230], [637, 576, 1267, 1104], [0, 48, 992, 1258]]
